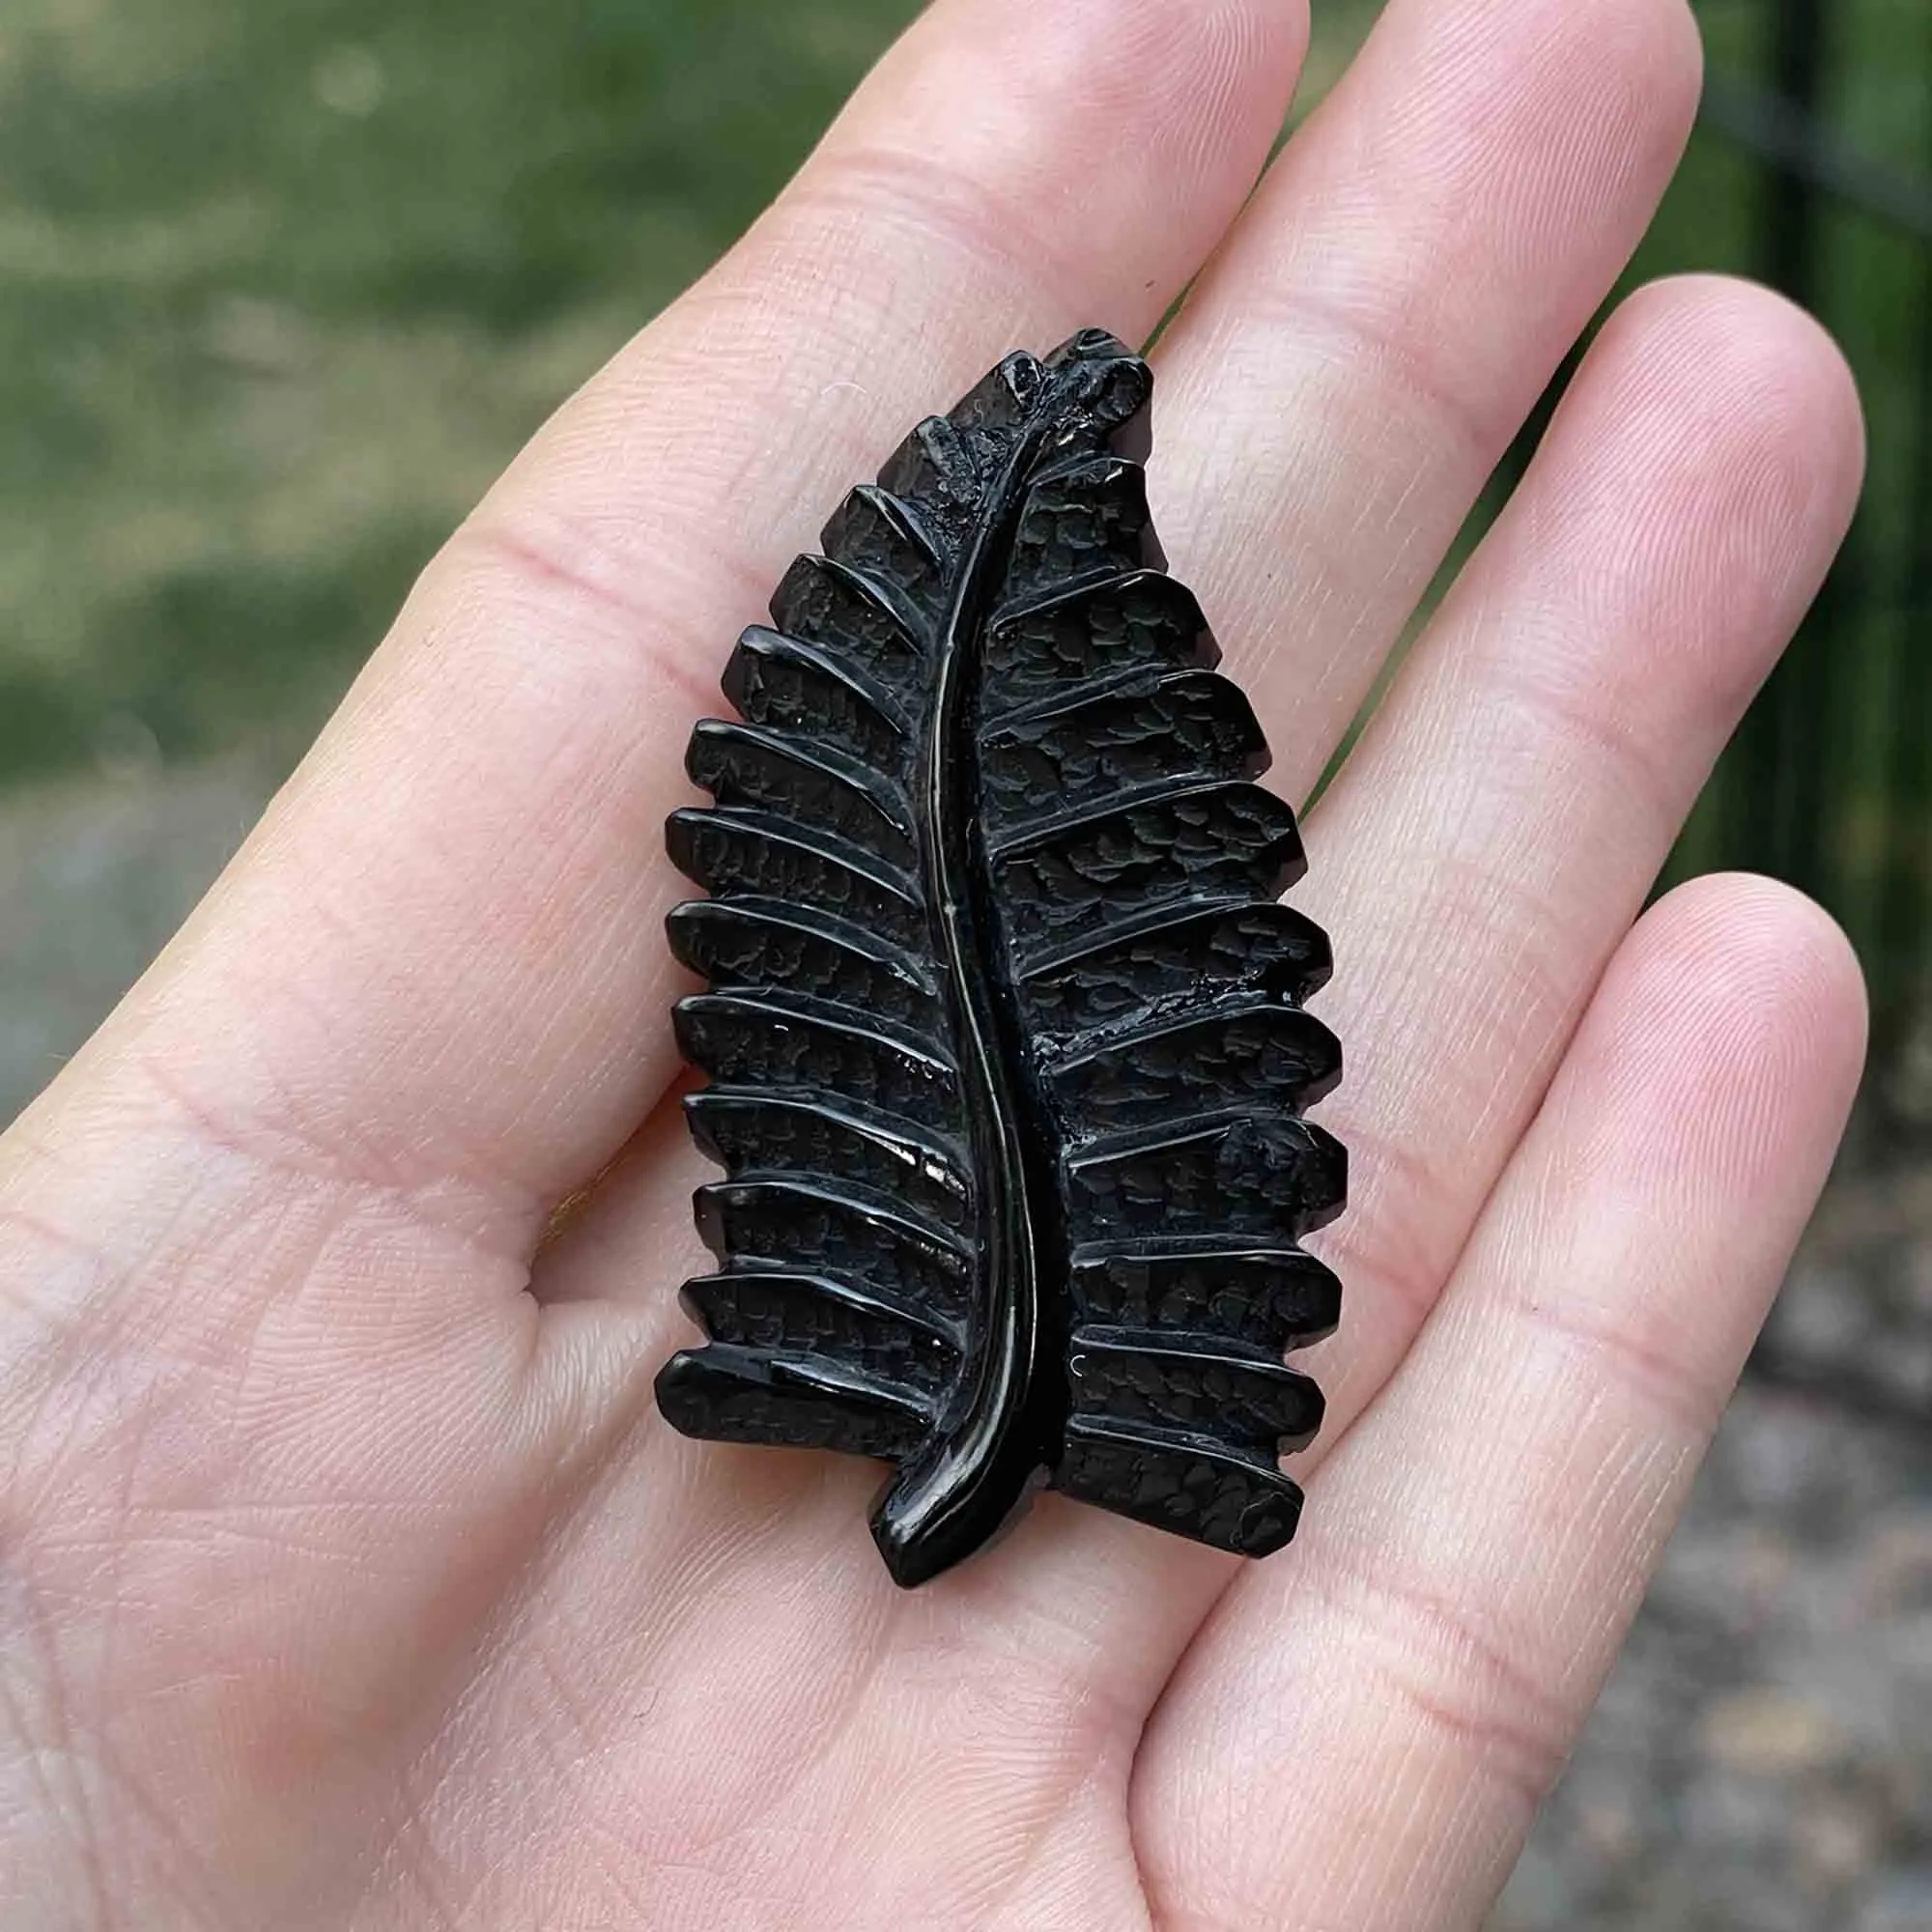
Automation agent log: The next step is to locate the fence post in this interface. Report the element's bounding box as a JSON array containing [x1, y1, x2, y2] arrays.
[[1875, 17, 1932, 1097], [1731, 0, 1844, 903]]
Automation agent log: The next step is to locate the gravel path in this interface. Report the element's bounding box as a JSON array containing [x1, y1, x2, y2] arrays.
[[1494, 1376, 1932, 1929]]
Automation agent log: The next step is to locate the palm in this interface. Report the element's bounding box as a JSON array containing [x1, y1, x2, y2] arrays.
[[0, 0, 1869, 1926]]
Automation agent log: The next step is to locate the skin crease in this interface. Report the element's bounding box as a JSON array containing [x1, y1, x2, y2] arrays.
[[0, 0, 1870, 1927]]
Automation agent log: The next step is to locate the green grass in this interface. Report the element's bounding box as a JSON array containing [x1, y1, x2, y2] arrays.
[[2, 0, 1928, 1027], [0, 0, 922, 784]]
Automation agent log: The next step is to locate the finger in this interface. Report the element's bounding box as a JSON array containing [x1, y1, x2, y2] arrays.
[[1152, 0, 1705, 796], [31, 0, 1304, 1230], [1282, 273, 1865, 1443], [1133, 876, 1867, 1931]]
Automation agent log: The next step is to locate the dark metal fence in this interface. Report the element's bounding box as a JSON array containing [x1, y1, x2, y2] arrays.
[[1678, 0, 1932, 1420], [1688, 0, 1932, 1122]]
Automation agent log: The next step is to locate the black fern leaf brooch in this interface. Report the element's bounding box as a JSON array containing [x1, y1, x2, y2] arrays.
[[658, 329, 1346, 1588]]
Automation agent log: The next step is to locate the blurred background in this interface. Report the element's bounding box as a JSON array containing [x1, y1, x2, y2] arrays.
[[0, 0, 1926, 1923]]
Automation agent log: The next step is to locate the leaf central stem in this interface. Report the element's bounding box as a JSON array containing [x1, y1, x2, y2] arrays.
[[869, 413, 1071, 1588]]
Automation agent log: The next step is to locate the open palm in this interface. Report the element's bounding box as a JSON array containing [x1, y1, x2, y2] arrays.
[[0, 0, 1869, 1926]]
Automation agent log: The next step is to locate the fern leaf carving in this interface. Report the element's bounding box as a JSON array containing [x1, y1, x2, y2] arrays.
[[659, 330, 1346, 1587]]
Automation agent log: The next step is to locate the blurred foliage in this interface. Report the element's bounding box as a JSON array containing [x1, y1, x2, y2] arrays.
[[1654, 0, 1932, 1063], [1, 0, 1928, 1054], [1313, 0, 1932, 1063]]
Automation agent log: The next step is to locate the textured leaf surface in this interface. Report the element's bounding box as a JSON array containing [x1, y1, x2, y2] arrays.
[[658, 330, 1346, 1587]]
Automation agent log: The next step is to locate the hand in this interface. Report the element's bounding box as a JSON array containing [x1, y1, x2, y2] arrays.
[[0, 0, 1866, 1925]]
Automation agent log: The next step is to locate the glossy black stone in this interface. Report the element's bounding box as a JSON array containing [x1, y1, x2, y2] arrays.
[[658, 330, 1346, 1587]]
